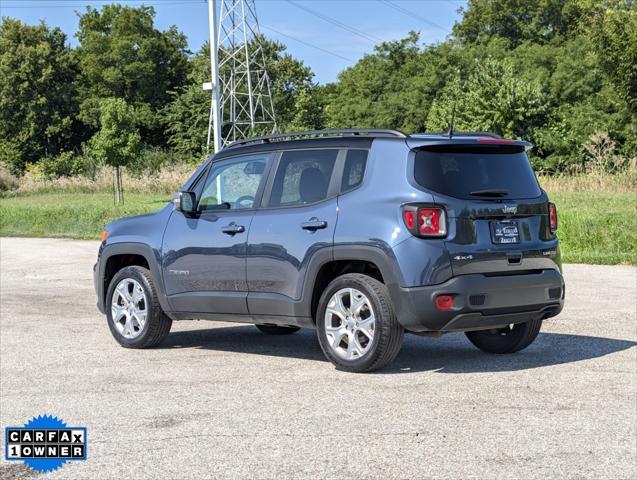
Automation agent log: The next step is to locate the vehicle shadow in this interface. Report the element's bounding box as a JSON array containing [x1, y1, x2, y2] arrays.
[[160, 325, 636, 374]]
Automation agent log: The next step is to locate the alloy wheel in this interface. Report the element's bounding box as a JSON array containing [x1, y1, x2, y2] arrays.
[[324, 288, 375, 360], [111, 278, 147, 339]]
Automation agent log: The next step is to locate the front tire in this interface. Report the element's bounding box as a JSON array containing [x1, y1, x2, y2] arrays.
[[465, 318, 543, 354], [106, 266, 172, 348], [316, 274, 404, 373]]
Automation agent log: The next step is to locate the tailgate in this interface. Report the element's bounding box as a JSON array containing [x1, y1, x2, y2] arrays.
[[413, 143, 561, 275]]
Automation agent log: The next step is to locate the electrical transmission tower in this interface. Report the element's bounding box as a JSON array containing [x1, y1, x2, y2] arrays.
[[207, 0, 277, 151]]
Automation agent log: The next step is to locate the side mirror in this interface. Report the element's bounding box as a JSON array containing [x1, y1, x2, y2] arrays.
[[173, 191, 197, 214]]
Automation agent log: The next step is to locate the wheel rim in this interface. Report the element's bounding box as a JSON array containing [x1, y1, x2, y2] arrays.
[[324, 288, 375, 361], [111, 278, 147, 339]]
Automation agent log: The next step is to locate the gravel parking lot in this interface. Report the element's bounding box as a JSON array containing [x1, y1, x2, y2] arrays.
[[1, 237, 635, 479]]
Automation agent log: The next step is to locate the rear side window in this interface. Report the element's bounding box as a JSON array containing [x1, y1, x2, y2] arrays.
[[268, 149, 338, 207], [341, 149, 368, 193], [414, 147, 541, 199]]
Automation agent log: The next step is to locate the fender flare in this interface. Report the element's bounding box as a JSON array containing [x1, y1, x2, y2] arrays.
[[97, 242, 171, 314], [298, 244, 404, 320]]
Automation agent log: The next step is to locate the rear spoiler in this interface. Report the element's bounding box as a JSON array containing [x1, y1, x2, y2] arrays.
[[407, 137, 533, 152]]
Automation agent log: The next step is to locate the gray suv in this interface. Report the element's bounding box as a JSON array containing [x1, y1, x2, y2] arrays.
[[94, 129, 564, 372]]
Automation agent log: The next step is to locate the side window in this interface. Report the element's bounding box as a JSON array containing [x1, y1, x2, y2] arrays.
[[198, 154, 268, 210], [268, 149, 338, 207], [341, 149, 368, 193]]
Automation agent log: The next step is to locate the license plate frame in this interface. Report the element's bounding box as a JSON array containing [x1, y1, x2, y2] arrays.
[[490, 220, 520, 244]]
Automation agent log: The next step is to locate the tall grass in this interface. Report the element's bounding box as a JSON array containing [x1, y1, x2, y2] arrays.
[[537, 170, 636, 193], [2, 163, 196, 195]]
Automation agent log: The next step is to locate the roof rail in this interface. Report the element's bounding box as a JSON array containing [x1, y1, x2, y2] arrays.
[[225, 128, 408, 149]]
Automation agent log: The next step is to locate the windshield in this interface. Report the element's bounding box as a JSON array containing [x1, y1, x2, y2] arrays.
[[414, 146, 541, 200]]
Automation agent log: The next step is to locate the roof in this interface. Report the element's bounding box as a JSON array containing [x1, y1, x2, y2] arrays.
[[218, 129, 532, 156], [223, 128, 406, 149]]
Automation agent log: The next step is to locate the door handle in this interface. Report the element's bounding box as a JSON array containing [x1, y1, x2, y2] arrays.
[[221, 223, 245, 235], [301, 219, 327, 231]]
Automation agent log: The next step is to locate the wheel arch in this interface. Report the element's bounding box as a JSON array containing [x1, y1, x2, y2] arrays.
[[98, 242, 171, 314], [304, 245, 403, 322]]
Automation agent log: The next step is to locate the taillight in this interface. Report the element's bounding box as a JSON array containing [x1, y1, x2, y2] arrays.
[[403, 209, 415, 229], [548, 202, 558, 232], [402, 205, 447, 238]]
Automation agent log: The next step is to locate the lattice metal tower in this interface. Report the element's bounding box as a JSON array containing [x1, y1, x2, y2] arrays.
[[209, 0, 277, 148]]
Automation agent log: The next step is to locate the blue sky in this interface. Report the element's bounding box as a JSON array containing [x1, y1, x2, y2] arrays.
[[1, 0, 466, 83]]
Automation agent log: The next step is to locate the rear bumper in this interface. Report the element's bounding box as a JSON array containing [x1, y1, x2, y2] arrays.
[[393, 269, 564, 332]]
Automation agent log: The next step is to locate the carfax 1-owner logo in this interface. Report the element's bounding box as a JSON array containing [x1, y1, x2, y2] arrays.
[[4, 415, 87, 474]]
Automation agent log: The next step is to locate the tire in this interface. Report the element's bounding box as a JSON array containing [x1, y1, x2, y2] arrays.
[[106, 266, 172, 349], [316, 273, 404, 373], [465, 318, 543, 354], [255, 324, 300, 335]]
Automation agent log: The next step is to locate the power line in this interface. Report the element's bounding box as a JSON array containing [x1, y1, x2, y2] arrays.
[[285, 0, 383, 45], [261, 24, 355, 63], [378, 0, 450, 33]]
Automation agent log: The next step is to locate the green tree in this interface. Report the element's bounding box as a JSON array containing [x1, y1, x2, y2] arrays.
[[590, 5, 637, 111], [452, 0, 598, 48], [161, 47, 210, 159], [0, 18, 79, 173], [75, 4, 189, 146], [85, 98, 142, 203], [265, 38, 324, 131], [426, 58, 547, 140], [325, 33, 423, 130]]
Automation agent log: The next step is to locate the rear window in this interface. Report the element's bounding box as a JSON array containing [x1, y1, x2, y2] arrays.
[[414, 147, 541, 199]]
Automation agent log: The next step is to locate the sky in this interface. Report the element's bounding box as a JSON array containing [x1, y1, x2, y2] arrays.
[[0, 0, 466, 84]]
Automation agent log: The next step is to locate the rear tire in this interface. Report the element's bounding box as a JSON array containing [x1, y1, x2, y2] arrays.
[[255, 324, 300, 335], [106, 266, 172, 349], [316, 273, 403, 373], [465, 318, 543, 354]]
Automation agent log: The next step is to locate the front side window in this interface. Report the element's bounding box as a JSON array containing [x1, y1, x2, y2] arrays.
[[268, 149, 338, 207], [198, 154, 268, 210]]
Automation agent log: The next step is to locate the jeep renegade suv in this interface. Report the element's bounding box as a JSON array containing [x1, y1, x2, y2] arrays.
[[94, 129, 564, 372]]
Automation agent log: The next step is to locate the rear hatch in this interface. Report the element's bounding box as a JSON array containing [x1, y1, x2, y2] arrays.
[[413, 142, 560, 276]]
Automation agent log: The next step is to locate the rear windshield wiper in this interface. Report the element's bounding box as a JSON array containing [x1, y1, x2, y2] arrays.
[[469, 189, 510, 197]]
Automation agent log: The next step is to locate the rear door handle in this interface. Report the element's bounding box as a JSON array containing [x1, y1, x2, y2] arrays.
[[301, 219, 327, 231], [221, 223, 245, 235]]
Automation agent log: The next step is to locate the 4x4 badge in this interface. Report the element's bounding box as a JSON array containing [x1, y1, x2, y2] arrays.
[[502, 205, 517, 214]]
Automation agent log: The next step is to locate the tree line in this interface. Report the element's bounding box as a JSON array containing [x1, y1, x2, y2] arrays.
[[0, 0, 635, 178]]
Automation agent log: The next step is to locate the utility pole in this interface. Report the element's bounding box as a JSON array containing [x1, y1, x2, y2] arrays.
[[217, 0, 276, 145], [206, 0, 276, 150], [207, 0, 222, 153]]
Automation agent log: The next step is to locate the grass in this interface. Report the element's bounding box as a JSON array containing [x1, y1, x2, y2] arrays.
[[1, 190, 635, 265], [0, 192, 171, 240], [548, 192, 636, 265]]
